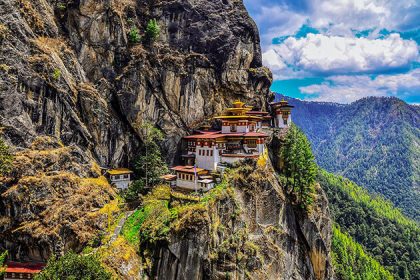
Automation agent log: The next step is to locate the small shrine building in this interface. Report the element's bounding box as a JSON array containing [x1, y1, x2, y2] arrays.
[[106, 168, 133, 190], [271, 99, 294, 128]]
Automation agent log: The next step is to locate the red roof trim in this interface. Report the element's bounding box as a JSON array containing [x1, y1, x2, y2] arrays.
[[221, 154, 259, 158], [5, 262, 45, 273], [246, 111, 269, 115], [171, 166, 207, 173], [184, 132, 268, 139]]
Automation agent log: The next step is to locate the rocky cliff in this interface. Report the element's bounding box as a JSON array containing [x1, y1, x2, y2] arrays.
[[0, 0, 272, 166], [138, 155, 333, 280], [1, 0, 333, 279]]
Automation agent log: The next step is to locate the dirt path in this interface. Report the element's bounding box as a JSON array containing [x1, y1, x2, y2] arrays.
[[110, 210, 135, 243]]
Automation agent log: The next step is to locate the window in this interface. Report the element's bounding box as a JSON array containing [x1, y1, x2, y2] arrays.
[[247, 140, 257, 148], [123, 174, 128, 179], [230, 124, 237, 132], [284, 119, 288, 125], [210, 150, 213, 156], [249, 125, 255, 131], [206, 150, 210, 156]]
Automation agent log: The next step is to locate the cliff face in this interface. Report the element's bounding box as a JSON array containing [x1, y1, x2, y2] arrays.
[[0, 136, 118, 261], [0, 0, 272, 166], [1, 0, 333, 278], [142, 158, 333, 280]]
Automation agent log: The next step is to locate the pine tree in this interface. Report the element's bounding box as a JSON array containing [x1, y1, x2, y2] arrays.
[[145, 19, 160, 42], [125, 122, 168, 200], [280, 124, 317, 209]]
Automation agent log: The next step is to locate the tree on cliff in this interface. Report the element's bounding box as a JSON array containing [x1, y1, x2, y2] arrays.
[[145, 19, 160, 42], [34, 251, 110, 280], [125, 122, 168, 200], [0, 137, 12, 176], [280, 124, 316, 209]]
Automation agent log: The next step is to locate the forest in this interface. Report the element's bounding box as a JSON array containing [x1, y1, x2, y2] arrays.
[[287, 95, 420, 221], [318, 170, 420, 280]]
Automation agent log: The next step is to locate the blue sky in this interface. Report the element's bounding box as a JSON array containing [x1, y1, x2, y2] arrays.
[[243, 0, 420, 104]]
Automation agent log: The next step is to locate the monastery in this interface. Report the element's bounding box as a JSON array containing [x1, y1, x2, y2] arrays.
[[164, 99, 294, 192]]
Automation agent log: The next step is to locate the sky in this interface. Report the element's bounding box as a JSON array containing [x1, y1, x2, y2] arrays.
[[243, 0, 420, 104]]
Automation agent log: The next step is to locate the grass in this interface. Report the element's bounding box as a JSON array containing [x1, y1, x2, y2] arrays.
[[121, 208, 146, 247], [121, 179, 232, 248]]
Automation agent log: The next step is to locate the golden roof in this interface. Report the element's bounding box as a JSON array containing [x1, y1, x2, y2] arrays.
[[214, 100, 257, 119], [213, 115, 262, 120], [232, 100, 245, 108], [107, 168, 133, 175]]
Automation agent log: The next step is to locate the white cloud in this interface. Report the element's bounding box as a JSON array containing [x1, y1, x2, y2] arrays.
[[245, 0, 420, 48], [253, 4, 307, 48], [299, 69, 420, 103], [263, 33, 418, 76]]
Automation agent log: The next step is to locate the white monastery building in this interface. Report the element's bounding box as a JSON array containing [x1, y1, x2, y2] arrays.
[[163, 99, 294, 192], [271, 99, 294, 128]]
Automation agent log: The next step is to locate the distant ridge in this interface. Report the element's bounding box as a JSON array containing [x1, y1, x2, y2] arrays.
[[276, 93, 420, 220]]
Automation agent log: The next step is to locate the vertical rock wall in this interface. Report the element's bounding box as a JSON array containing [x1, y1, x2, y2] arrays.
[[0, 0, 272, 166]]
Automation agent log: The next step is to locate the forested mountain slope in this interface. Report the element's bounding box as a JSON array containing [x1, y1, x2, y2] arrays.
[[281, 95, 420, 220], [318, 170, 420, 280]]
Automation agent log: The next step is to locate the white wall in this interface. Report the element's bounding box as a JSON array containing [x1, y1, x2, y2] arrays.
[[195, 146, 218, 171], [220, 156, 242, 165], [258, 143, 265, 154], [176, 178, 199, 190], [113, 180, 130, 189], [199, 182, 215, 191], [276, 113, 292, 128], [110, 174, 131, 190]]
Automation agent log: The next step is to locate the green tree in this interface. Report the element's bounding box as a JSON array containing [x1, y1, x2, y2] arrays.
[[125, 122, 168, 200], [280, 124, 317, 209], [128, 26, 141, 43], [318, 169, 420, 280], [145, 19, 160, 41], [332, 224, 394, 280], [34, 251, 111, 280], [0, 251, 7, 277], [0, 137, 13, 176]]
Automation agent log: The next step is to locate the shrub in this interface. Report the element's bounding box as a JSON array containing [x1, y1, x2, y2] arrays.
[[145, 19, 160, 41], [34, 251, 111, 280], [0, 24, 8, 40], [56, 2, 66, 10], [52, 68, 61, 80], [128, 26, 141, 43]]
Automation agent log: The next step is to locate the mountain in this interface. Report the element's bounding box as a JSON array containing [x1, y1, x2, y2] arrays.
[[318, 170, 419, 280], [281, 95, 420, 220]]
